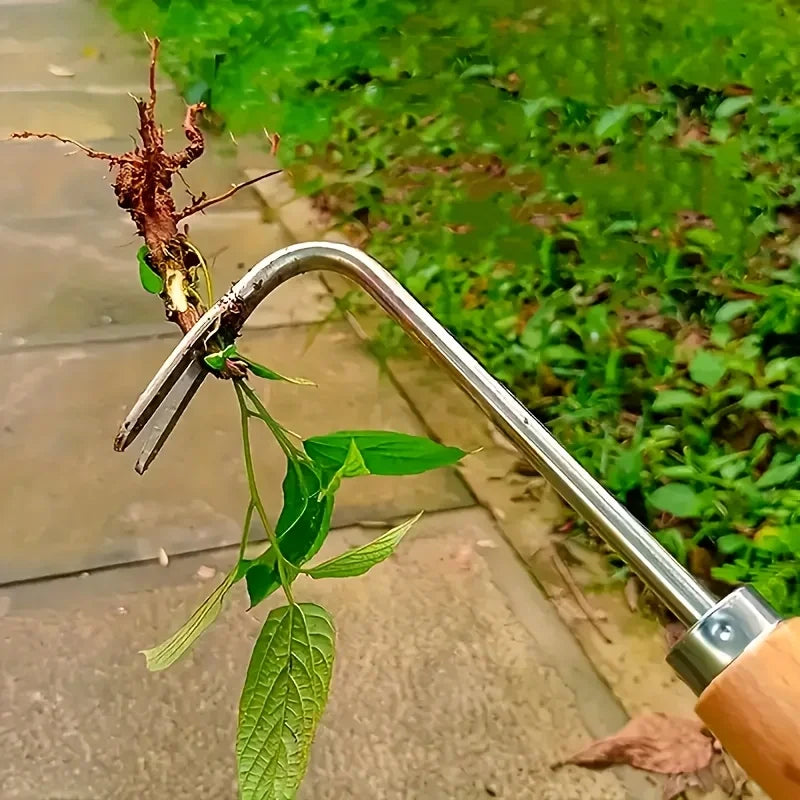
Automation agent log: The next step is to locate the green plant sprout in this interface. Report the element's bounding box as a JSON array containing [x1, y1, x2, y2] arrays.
[[140, 341, 466, 799]]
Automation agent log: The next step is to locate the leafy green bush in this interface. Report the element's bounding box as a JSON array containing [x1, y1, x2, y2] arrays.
[[107, 0, 800, 614]]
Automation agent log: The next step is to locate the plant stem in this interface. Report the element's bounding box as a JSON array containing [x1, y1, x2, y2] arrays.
[[234, 379, 295, 604], [238, 500, 255, 562], [239, 380, 306, 462]]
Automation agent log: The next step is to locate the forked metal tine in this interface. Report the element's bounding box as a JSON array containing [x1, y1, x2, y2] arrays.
[[114, 300, 232, 463], [114, 242, 326, 472], [131, 358, 208, 474]]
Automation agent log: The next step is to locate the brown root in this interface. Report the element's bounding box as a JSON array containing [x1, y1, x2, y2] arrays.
[[11, 36, 281, 335]]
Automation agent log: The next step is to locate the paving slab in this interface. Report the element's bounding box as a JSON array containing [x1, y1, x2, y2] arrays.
[[0, 211, 326, 346], [0, 0, 157, 93], [0, 507, 656, 800], [0, 323, 472, 583]]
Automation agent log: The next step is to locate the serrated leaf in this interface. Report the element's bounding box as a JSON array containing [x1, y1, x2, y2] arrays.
[[756, 460, 800, 489], [304, 431, 465, 477], [689, 350, 727, 388], [307, 512, 421, 579], [137, 246, 162, 294], [140, 569, 236, 671], [648, 483, 703, 518], [237, 603, 335, 800]]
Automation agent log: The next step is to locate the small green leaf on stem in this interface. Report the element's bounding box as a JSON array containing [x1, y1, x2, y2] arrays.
[[204, 343, 237, 372], [237, 603, 335, 800], [304, 430, 466, 476], [137, 246, 163, 294], [140, 569, 236, 671], [307, 512, 422, 579], [212, 343, 314, 385], [241, 356, 316, 386]]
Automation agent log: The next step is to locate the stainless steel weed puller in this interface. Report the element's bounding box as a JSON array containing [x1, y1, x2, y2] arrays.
[[116, 242, 800, 799]]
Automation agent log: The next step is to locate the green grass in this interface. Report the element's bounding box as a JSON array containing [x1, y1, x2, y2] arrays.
[[108, 0, 800, 615]]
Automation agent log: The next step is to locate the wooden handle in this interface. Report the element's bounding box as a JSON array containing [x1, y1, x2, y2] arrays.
[[695, 617, 800, 799]]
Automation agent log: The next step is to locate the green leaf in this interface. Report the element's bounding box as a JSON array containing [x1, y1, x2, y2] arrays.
[[715, 96, 753, 119], [460, 64, 494, 79], [204, 343, 237, 372], [237, 603, 335, 800], [607, 448, 643, 493], [652, 390, 700, 412], [245, 461, 334, 608], [307, 512, 421, 579], [604, 219, 638, 235], [756, 460, 800, 489], [240, 355, 316, 386], [654, 528, 688, 564], [594, 104, 639, 139], [689, 350, 727, 388], [648, 483, 704, 518], [741, 390, 776, 410], [304, 431, 466, 477], [716, 534, 751, 555], [140, 569, 236, 671], [542, 344, 586, 363], [625, 328, 673, 351], [137, 246, 162, 294], [715, 299, 756, 323], [684, 228, 721, 249], [320, 438, 371, 498]]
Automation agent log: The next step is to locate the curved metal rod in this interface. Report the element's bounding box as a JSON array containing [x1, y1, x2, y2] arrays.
[[130, 241, 718, 625]]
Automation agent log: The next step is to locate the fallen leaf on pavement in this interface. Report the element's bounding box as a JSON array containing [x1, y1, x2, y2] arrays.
[[558, 712, 750, 799], [562, 712, 713, 773]]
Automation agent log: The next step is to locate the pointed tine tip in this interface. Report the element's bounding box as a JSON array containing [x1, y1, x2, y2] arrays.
[[114, 425, 132, 452], [131, 359, 208, 474]]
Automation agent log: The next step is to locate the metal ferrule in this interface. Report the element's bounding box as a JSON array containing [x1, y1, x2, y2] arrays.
[[667, 586, 782, 695]]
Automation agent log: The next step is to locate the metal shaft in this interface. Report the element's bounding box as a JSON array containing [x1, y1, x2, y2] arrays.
[[212, 241, 717, 626]]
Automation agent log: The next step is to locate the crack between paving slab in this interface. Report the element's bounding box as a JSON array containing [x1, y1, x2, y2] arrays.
[[0, 316, 336, 355], [0, 504, 474, 590]]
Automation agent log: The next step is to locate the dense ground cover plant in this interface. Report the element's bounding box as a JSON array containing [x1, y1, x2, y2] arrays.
[[107, 0, 800, 614]]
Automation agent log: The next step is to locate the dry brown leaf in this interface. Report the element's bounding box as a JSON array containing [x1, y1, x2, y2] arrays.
[[564, 713, 714, 774]]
